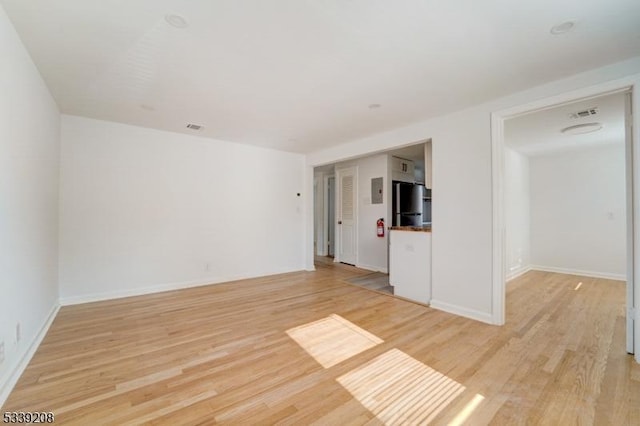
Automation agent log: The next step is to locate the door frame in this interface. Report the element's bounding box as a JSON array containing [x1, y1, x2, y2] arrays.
[[335, 166, 358, 265], [313, 177, 319, 255], [491, 77, 640, 362], [323, 173, 335, 257]]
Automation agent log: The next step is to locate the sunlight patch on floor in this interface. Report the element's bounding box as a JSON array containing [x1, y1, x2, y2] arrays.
[[337, 348, 465, 425], [286, 314, 383, 368], [449, 393, 485, 426]]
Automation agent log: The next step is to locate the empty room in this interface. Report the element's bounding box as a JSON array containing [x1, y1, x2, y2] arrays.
[[1, 1, 640, 424]]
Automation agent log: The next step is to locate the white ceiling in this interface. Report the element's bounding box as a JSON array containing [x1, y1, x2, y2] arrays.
[[505, 92, 626, 156], [3, 0, 640, 153], [387, 143, 425, 163]]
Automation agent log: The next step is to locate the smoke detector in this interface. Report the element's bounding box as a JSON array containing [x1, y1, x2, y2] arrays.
[[569, 107, 598, 119], [560, 122, 603, 135], [165, 14, 189, 28], [186, 123, 203, 131], [550, 21, 575, 35]]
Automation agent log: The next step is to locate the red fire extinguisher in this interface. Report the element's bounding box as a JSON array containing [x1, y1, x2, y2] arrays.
[[377, 218, 385, 237]]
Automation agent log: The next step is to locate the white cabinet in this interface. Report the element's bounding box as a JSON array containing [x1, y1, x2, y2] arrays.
[[389, 230, 431, 304], [391, 156, 415, 183]]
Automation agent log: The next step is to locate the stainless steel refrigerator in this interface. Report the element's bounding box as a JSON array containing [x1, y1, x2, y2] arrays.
[[392, 181, 426, 226]]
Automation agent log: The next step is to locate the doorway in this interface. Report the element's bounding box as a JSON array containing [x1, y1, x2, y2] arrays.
[[327, 176, 335, 257], [492, 84, 638, 361], [336, 166, 358, 265]]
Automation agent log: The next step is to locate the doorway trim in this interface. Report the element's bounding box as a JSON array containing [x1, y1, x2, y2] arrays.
[[335, 166, 358, 265], [491, 76, 640, 362], [323, 173, 335, 257]]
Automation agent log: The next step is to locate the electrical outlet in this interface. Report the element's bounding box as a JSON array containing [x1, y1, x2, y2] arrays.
[[16, 323, 21, 343], [0, 341, 4, 364]]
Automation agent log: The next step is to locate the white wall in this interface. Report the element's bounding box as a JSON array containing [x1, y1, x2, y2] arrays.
[[0, 6, 60, 403], [530, 144, 626, 279], [505, 147, 530, 280], [332, 154, 390, 272], [59, 115, 305, 303], [356, 154, 389, 272], [306, 57, 640, 323]]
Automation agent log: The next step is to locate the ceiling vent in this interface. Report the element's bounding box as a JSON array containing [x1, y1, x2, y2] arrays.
[[569, 107, 598, 119], [186, 123, 203, 131]]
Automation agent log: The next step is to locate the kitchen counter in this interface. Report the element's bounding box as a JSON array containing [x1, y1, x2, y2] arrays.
[[389, 225, 431, 232]]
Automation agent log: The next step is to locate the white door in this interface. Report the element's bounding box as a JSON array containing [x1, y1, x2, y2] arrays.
[[337, 167, 357, 265]]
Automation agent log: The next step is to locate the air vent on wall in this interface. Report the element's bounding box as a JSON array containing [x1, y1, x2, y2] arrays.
[[186, 123, 203, 131], [569, 107, 598, 119]]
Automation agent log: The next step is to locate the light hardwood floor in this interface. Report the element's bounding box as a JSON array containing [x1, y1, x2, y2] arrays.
[[2, 264, 639, 424]]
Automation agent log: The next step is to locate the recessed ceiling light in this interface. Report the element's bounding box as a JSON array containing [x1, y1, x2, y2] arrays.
[[560, 122, 603, 135], [550, 21, 575, 35], [165, 14, 188, 28], [368, 103, 381, 109]]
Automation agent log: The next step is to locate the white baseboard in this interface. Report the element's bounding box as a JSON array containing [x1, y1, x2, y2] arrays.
[[60, 267, 303, 306], [356, 263, 389, 274], [0, 303, 60, 408], [529, 265, 626, 281], [507, 265, 532, 282], [429, 299, 494, 325]]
